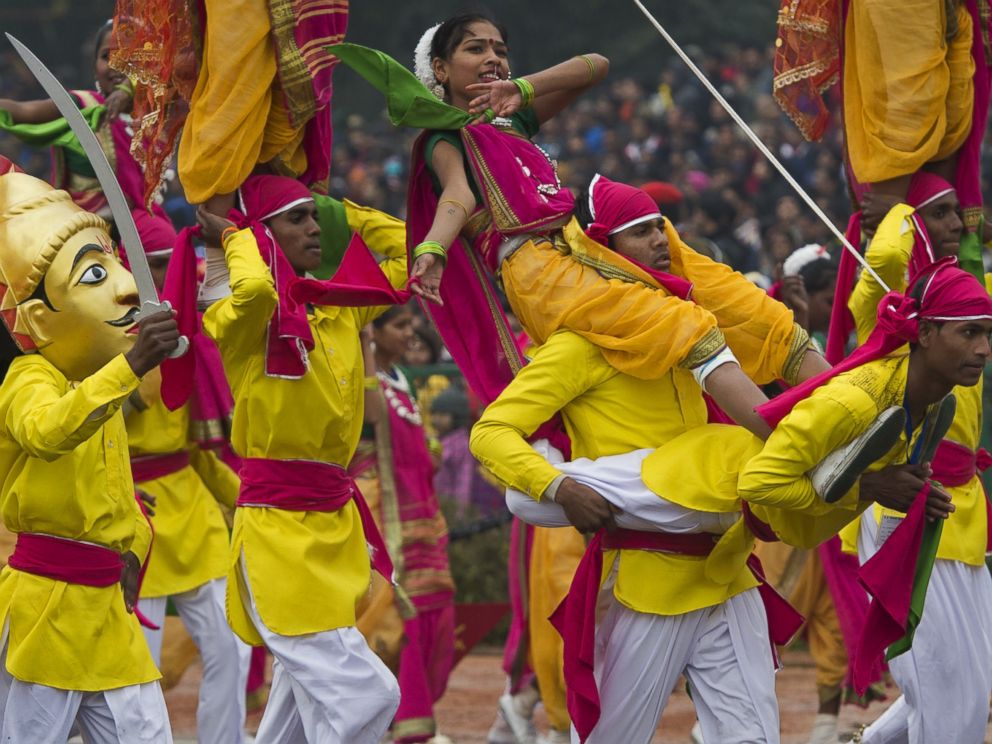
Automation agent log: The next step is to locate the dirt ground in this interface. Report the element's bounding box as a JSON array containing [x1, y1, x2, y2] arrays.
[[162, 645, 992, 743]]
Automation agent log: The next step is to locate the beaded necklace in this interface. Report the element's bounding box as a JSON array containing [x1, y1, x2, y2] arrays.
[[377, 367, 423, 426]]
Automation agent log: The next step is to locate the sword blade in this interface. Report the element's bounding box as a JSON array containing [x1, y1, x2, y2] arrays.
[[5, 33, 164, 310]]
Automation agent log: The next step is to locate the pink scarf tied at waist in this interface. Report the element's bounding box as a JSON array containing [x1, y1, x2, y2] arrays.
[[237, 458, 394, 583], [130, 451, 191, 484], [8, 530, 159, 629], [550, 527, 803, 743]]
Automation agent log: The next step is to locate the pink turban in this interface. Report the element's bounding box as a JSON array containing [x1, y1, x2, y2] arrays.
[[763, 258, 991, 427]]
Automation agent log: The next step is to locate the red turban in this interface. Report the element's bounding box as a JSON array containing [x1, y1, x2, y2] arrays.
[[906, 171, 955, 210], [639, 180, 684, 206], [583, 174, 692, 300]]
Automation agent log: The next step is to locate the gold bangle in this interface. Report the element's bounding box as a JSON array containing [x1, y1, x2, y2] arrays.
[[439, 199, 471, 219], [363, 375, 380, 390], [576, 54, 597, 83]]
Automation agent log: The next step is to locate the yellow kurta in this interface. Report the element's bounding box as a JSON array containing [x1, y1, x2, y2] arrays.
[[126, 371, 238, 598], [203, 226, 407, 644], [640, 354, 930, 592], [0, 353, 158, 690], [502, 218, 809, 383], [844, 0, 974, 183], [471, 330, 759, 617], [847, 205, 987, 565]]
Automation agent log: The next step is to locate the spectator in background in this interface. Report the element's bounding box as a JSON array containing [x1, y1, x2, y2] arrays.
[[431, 386, 504, 519]]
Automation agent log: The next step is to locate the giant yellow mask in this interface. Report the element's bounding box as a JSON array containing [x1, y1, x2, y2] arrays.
[[0, 173, 140, 381]]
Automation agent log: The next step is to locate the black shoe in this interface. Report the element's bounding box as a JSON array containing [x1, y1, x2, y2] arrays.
[[811, 406, 908, 503]]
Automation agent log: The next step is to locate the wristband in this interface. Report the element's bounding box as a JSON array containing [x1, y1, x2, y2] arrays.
[[510, 77, 535, 108], [363, 375, 380, 390], [220, 226, 239, 246]]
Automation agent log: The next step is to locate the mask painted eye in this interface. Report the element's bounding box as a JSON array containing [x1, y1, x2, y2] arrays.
[[79, 264, 108, 285]]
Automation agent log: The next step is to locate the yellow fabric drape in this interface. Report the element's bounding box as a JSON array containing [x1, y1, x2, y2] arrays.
[[844, 0, 974, 183], [501, 219, 803, 382], [177, 0, 307, 203], [528, 525, 585, 731]]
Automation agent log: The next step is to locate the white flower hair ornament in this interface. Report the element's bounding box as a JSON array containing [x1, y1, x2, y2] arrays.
[[414, 23, 444, 99], [783, 243, 831, 277]]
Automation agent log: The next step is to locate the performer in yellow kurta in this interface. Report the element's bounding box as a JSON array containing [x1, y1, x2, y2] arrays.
[[775, 0, 990, 238], [123, 209, 251, 743], [0, 172, 181, 740], [467, 182, 899, 744], [202, 174, 405, 742], [473, 264, 981, 744], [841, 172, 992, 743]]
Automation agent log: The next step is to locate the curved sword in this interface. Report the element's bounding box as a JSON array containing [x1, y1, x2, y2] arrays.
[[6, 33, 188, 356]]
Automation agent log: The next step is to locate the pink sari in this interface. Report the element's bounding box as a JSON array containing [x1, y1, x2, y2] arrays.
[[375, 370, 455, 741]]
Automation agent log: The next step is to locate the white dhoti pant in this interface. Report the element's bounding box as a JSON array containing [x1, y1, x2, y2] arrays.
[[857, 510, 992, 744], [509, 448, 777, 743], [576, 585, 779, 744], [238, 554, 400, 744], [0, 625, 172, 743], [506, 448, 740, 535], [141, 577, 252, 744]]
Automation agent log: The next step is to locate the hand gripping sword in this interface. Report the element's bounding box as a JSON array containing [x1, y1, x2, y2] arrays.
[[6, 33, 189, 357], [631, 0, 891, 293]]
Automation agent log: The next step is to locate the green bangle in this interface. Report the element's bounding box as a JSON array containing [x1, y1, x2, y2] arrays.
[[114, 80, 134, 96], [511, 78, 534, 108], [413, 240, 448, 261]]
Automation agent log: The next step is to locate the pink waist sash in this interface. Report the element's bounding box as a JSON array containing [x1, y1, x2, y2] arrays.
[[931, 439, 992, 488], [551, 527, 803, 742], [237, 458, 394, 582], [130, 451, 191, 484], [8, 532, 123, 586]]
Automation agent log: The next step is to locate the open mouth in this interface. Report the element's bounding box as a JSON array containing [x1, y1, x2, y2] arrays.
[[479, 71, 501, 82], [106, 306, 139, 328]]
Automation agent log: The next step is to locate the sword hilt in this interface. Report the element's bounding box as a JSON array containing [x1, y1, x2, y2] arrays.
[[137, 299, 189, 359]]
